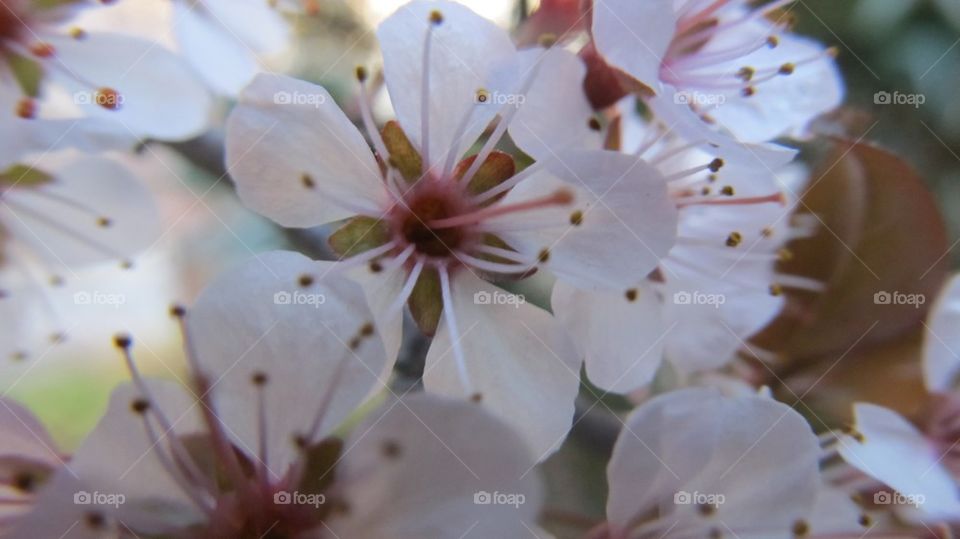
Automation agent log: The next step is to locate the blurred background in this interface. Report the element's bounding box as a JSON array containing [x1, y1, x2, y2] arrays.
[[4, 1, 959, 536]]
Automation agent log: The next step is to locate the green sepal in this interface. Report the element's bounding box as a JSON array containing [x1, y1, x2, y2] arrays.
[[381, 120, 422, 183], [6, 52, 43, 98], [408, 267, 442, 336], [0, 164, 53, 187], [328, 216, 392, 258], [454, 150, 516, 203]]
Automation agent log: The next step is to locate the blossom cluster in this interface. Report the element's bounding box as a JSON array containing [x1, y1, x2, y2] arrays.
[[0, 1, 956, 538]]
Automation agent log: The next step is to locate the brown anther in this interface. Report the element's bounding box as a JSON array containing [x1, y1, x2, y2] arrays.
[[429, 10, 443, 24], [298, 274, 314, 287], [537, 248, 551, 263], [360, 322, 375, 337], [120, 259, 134, 270], [113, 334, 132, 349], [69, 27, 86, 39], [355, 66, 368, 82], [766, 35, 780, 47], [858, 514, 871, 527], [12, 472, 35, 492], [625, 288, 638, 302], [779, 63, 796, 75], [131, 398, 150, 414], [826, 46, 839, 58], [170, 304, 186, 318], [761, 227, 774, 238], [708, 158, 724, 172], [720, 185, 735, 196], [470, 392, 483, 403], [301, 173, 315, 189], [742, 86, 756, 97], [96, 216, 111, 227], [569, 210, 584, 226], [16, 98, 36, 119], [251, 371, 268, 386], [587, 117, 602, 131], [538, 33, 558, 48], [777, 248, 794, 262], [725, 232, 742, 247], [369, 261, 383, 273], [697, 503, 717, 516], [736, 67, 755, 81], [381, 439, 402, 459], [792, 520, 810, 537], [85, 511, 106, 529], [701, 186, 712, 196], [769, 284, 783, 296]]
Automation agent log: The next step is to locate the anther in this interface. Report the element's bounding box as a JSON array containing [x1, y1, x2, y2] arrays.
[[778, 63, 795, 75], [355, 66, 368, 82], [625, 288, 638, 302], [381, 439, 402, 459], [720, 185, 735, 196], [725, 232, 742, 247], [298, 274, 314, 287], [588, 117, 602, 131], [131, 398, 150, 414], [113, 333, 132, 349], [251, 371, 268, 386], [301, 173, 315, 189], [537, 248, 550, 263], [708, 158, 724, 172], [538, 33, 558, 48], [429, 10, 443, 24], [169, 304, 186, 318], [569, 210, 584, 226], [16, 98, 36, 119], [792, 520, 810, 537]]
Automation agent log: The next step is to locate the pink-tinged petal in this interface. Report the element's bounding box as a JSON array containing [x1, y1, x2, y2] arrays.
[[2, 154, 159, 269], [328, 393, 543, 538], [377, 0, 517, 173], [838, 403, 960, 519], [607, 389, 819, 534], [225, 74, 388, 227], [509, 47, 603, 159], [7, 471, 122, 539], [423, 271, 580, 460], [45, 33, 212, 141], [552, 280, 666, 393], [924, 274, 960, 393], [705, 34, 844, 143], [488, 150, 677, 291], [186, 251, 388, 476], [591, 0, 677, 86]]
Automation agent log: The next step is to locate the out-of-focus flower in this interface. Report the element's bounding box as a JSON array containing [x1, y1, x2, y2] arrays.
[[225, 0, 678, 458], [0, 397, 64, 523], [0, 0, 212, 167], [591, 387, 839, 539], [0, 152, 159, 360], [591, 0, 844, 143], [835, 275, 960, 523], [7, 251, 544, 538]]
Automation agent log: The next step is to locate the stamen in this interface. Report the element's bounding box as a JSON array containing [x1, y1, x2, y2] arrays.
[[438, 267, 474, 394], [355, 66, 391, 172], [469, 161, 544, 205], [428, 189, 573, 230], [386, 257, 425, 315], [455, 251, 536, 274], [675, 192, 785, 208], [420, 12, 444, 175]]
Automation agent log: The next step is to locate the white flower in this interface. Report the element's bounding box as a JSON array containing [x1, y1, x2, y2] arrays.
[[0, 152, 159, 360], [6, 252, 544, 538], [225, 0, 678, 458], [591, 0, 844, 144], [598, 388, 824, 538], [513, 57, 816, 393], [0, 0, 212, 167], [0, 397, 64, 521]]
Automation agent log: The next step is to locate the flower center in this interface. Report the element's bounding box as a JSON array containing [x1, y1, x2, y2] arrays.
[[395, 181, 475, 259]]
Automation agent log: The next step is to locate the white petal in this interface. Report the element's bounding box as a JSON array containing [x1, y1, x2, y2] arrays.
[[488, 150, 677, 291], [328, 393, 542, 539], [46, 33, 212, 141], [704, 34, 844, 143], [2, 154, 159, 269], [346, 261, 408, 384], [607, 388, 820, 534], [225, 74, 388, 227], [646, 87, 799, 169], [924, 274, 960, 393], [172, 2, 261, 96], [0, 397, 60, 466], [186, 251, 388, 476], [510, 47, 603, 159], [551, 280, 666, 393], [591, 0, 677, 86], [68, 380, 207, 533], [838, 403, 960, 519], [423, 271, 580, 460], [196, 0, 290, 54], [377, 0, 517, 173]]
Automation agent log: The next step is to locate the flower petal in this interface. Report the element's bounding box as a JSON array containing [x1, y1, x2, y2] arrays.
[[328, 393, 542, 538], [551, 280, 666, 393], [186, 251, 388, 476], [423, 271, 580, 460], [46, 33, 212, 141], [377, 0, 517, 173], [591, 0, 677, 86], [923, 274, 960, 393], [838, 403, 960, 519], [509, 47, 603, 160], [487, 150, 677, 291], [225, 74, 388, 227], [607, 388, 820, 534]]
